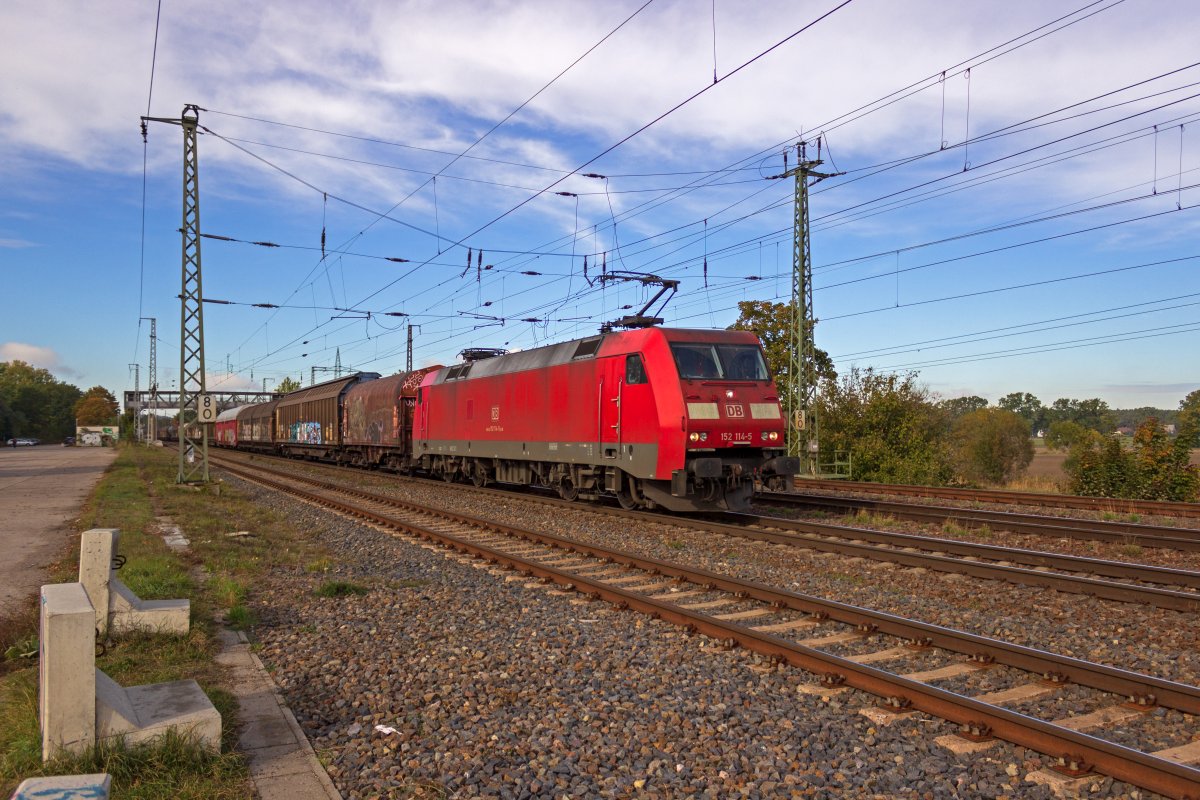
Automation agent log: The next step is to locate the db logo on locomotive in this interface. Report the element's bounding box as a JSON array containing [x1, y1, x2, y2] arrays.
[[725, 404, 744, 418]]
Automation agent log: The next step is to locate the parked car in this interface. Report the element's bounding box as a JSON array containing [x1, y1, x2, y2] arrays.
[[6, 437, 39, 446], [63, 436, 76, 446]]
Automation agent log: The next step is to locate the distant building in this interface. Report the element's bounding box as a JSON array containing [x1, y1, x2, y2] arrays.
[[1164, 423, 1177, 435], [76, 425, 119, 446]]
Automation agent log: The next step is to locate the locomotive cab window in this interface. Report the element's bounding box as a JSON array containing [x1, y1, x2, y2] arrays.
[[671, 343, 769, 381], [625, 354, 647, 385], [670, 344, 722, 380], [715, 345, 769, 381]]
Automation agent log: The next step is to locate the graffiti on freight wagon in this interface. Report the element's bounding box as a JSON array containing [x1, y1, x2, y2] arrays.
[[288, 421, 323, 444]]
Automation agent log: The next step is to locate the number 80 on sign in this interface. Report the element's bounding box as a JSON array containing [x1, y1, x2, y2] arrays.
[[196, 393, 218, 424]]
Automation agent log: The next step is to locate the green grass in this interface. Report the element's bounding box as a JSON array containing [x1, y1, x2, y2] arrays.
[[313, 580, 369, 598], [0, 444, 332, 798], [0, 670, 247, 799]]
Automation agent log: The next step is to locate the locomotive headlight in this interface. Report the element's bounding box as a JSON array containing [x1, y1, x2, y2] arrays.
[[689, 432, 700, 442], [767, 431, 779, 441]]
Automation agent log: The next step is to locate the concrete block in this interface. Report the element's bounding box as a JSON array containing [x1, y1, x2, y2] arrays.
[[95, 670, 220, 752], [40, 583, 220, 763], [9, 773, 111, 800], [77, 529, 189, 637], [108, 582, 189, 635], [40, 584, 97, 761]]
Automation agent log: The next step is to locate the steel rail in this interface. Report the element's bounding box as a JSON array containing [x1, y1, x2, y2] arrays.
[[216, 457, 1200, 799], [757, 490, 1200, 551], [792, 478, 1200, 519], [722, 509, 1200, 590], [214, 450, 1200, 610], [669, 512, 1200, 612], [213, 457, 1200, 710]]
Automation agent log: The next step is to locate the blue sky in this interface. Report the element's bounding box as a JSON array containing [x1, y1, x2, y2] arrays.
[[2, 0, 1197, 410]]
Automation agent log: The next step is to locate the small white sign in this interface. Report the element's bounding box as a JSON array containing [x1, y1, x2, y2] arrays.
[[196, 393, 218, 423]]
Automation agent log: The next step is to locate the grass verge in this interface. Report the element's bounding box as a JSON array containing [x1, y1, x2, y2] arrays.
[[0, 444, 330, 798]]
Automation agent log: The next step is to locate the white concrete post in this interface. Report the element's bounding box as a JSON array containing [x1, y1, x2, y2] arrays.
[[40, 583, 97, 761], [77, 527, 190, 636], [78, 528, 118, 637]]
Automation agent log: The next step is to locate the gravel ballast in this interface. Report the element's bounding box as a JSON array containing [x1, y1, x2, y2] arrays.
[[227, 464, 1198, 799]]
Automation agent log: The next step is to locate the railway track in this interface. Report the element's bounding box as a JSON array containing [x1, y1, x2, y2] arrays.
[[790, 478, 1200, 520], [210, 449, 1200, 612], [756, 490, 1200, 551], [211, 453, 1200, 798]]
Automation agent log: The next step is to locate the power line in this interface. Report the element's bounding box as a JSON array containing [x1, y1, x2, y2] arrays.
[[875, 321, 1200, 373], [833, 294, 1200, 359]]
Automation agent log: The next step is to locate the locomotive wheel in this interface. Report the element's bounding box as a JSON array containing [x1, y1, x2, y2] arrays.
[[615, 478, 639, 510], [558, 476, 578, 501], [471, 466, 487, 488]]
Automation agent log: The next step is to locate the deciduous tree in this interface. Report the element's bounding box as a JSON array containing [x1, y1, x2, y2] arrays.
[[1044, 420, 1093, 452], [276, 377, 302, 393], [728, 300, 834, 396], [939, 395, 989, 421], [0, 360, 82, 439], [949, 408, 1033, 485], [74, 386, 119, 425], [997, 392, 1046, 434], [816, 367, 953, 485]]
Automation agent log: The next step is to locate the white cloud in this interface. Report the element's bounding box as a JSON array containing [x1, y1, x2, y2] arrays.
[[0, 342, 80, 378], [1, 341, 60, 367]]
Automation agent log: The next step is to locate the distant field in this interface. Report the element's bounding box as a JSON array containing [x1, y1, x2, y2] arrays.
[[1022, 444, 1200, 485]]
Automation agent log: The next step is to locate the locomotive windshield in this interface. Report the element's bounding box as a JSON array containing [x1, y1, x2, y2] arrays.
[[671, 343, 769, 381]]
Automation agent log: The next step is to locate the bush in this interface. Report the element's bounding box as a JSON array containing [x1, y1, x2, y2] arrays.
[[817, 367, 953, 485], [949, 409, 1033, 485], [1067, 418, 1199, 501]]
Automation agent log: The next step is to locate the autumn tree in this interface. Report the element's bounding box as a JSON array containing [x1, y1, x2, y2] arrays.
[[74, 386, 119, 425], [1180, 389, 1200, 448], [949, 408, 1034, 485], [1067, 418, 1199, 501], [816, 367, 953, 485]]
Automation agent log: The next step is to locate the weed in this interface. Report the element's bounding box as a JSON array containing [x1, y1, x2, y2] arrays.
[[940, 521, 970, 538], [666, 539, 686, 550], [314, 580, 369, 598], [305, 557, 333, 573], [208, 576, 247, 610], [225, 605, 256, 629], [828, 572, 865, 585], [1119, 542, 1144, 558], [3, 635, 37, 662]]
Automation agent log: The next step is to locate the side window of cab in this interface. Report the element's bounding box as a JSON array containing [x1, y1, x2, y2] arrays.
[[626, 354, 647, 385]]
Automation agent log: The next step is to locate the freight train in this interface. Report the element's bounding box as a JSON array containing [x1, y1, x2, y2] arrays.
[[214, 327, 798, 511]]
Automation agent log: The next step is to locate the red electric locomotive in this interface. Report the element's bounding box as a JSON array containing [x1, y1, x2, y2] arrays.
[[412, 327, 798, 511]]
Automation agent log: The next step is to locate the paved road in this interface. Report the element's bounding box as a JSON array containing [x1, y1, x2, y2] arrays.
[[0, 445, 116, 618]]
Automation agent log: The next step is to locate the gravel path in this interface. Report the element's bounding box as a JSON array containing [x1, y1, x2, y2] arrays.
[[226, 463, 1198, 799]]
